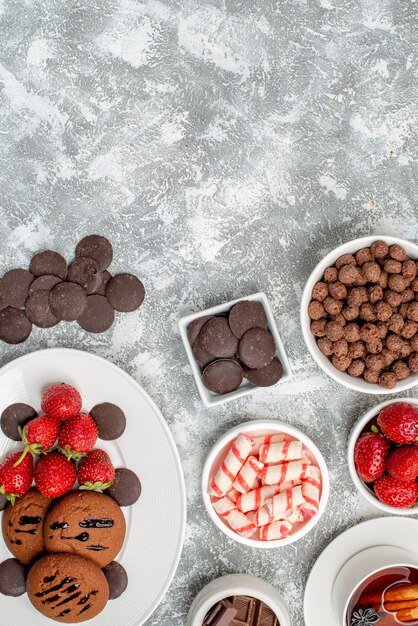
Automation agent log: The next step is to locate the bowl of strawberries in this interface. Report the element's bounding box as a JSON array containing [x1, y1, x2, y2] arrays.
[[348, 398, 418, 514]]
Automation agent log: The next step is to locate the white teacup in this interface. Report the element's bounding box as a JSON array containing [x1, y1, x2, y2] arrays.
[[332, 545, 418, 625]]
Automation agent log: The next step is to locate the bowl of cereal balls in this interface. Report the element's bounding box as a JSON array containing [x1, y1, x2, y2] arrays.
[[301, 236, 418, 393]]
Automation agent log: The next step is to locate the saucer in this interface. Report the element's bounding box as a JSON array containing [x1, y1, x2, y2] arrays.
[[304, 517, 418, 626]]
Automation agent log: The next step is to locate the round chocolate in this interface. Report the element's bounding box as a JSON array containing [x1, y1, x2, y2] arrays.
[[93, 270, 112, 296], [29, 251, 67, 280], [0, 494, 7, 511], [102, 561, 128, 600], [49, 282, 87, 321], [0, 558, 26, 597], [108, 468, 141, 507], [77, 295, 115, 333], [187, 315, 214, 347], [202, 359, 243, 394], [192, 337, 214, 367], [228, 300, 268, 338], [26, 291, 59, 328], [238, 327, 276, 369], [67, 257, 102, 294], [75, 235, 113, 271], [28, 274, 62, 296], [199, 317, 238, 358], [1, 403, 38, 441], [0, 269, 34, 308], [0, 306, 32, 344], [90, 402, 126, 440], [244, 357, 283, 387], [106, 274, 145, 312]]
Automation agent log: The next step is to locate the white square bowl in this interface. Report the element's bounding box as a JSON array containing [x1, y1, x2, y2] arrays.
[[178, 292, 292, 407]]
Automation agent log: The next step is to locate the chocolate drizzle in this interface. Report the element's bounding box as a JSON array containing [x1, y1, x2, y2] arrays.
[[57, 609, 71, 617], [78, 603, 93, 615], [15, 528, 37, 535], [54, 591, 82, 607], [79, 518, 114, 528], [35, 577, 76, 597], [86, 545, 108, 551], [62, 532, 89, 542], [19, 515, 42, 525], [50, 521, 69, 530]]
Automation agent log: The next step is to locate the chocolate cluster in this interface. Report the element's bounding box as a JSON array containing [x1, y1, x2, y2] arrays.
[[308, 240, 418, 388]]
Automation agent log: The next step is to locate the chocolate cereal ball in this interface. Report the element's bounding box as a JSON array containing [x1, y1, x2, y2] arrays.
[[384, 290, 403, 308], [399, 303, 409, 318], [329, 281, 347, 300], [332, 354, 352, 371], [312, 282, 329, 301], [402, 289, 415, 303], [376, 322, 389, 339], [360, 323, 379, 343], [348, 359, 365, 377], [389, 244, 407, 262], [308, 301, 325, 320], [375, 301, 393, 322], [364, 369, 379, 384], [324, 267, 338, 283], [330, 312, 347, 327], [407, 302, 418, 322], [411, 335, 418, 352], [339, 265, 360, 285], [388, 274, 407, 293], [403, 260, 417, 281], [323, 296, 342, 316], [360, 303, 376, 322], [311, 319, 327, 337], [384, 259, 402, 274], [347, 287, 368, 308], [392, 360, 410, 380], [325, 321, 344, 341], [408, 352, 418, 373], [344, 323, 361, 343], [377, 271, 389, 289], [348, 341, 366, 359], [386, 334, 406, 354], [401, 320, 417, 339], [362, 261, 381, 283], [379, 371, 397, 388], [369, 285, 383, 304], [381, 348, 396, 367], [342, 305, 360, 321], [371, 240, 389, 258], [317, 337, 334, 356], [366, 338, 383, 354], [333, 338, 349, 357], [335, 254, 356, 269], [387, 314, 404, 334], [365, 354, 385, 372], [356, 248, 373, 266], [412, 278, 418, 292]]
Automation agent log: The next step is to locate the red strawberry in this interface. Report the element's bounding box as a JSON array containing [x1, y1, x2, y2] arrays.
[[41, 383, 82, 420], [0, 451, 33, 504], [14, 415, 60, 465], [34, 451, 76, 498], [78, 449, 115, 492], [377, 402, 418, 444], [386, 446, 418, 482], [354, 432, 391, 482], [374, 474, 418, 508], [58, 413, 98, 460]]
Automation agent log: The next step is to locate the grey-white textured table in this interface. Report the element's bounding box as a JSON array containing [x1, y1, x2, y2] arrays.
[[0, 0, 417, 624]]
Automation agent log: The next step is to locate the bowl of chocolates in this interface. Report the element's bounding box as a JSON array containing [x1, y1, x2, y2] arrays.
[[186, 573, 290, 626], [202, 421, 329, 547], [348, 399, 418, 515], [179, 293, 292, 407], [301, 236, 418, 393]]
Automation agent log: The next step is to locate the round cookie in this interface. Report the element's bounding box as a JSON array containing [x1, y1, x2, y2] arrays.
[[67, 257, 102, 294], [244, 357, 283, 387], [199, 317, 238, 358], [0, 558, 27, 596], [228, 300, 268, 338], [44, 491, 126, 568], [76, 235, 113, 271], [0, 306, 32, 344], [1, 402, 38, 441], [108, 468, 141, 507], [27, 553, 109, 623], [102, 561, 128, 599], [238, 327, 276, 369], [77, 295, 115, 333], [29, 251, 67, 280], [2, 488, 52, 565], [49, 283, 87, 321], [106, 273, 145, 312], [0, 269, 34, 308], [202, 359, 243, 394], [90, 402, 126, 440], [26, 291, 60, 328]]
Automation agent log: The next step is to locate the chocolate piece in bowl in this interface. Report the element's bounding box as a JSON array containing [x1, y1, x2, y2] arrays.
[[187, 315, 215, 346], [244, 357, 283, 387], [192, 337, 215, 367], [0, 558, 27, 597], [228, 300, 268, 338], [202, 359, 243, 394], [90, 402, 126, 440], [0, 268, 34, 308], [1, 402, 38, 441], [108, 468, 141, 507], [204, 596, 280, 626], [238, 328, 275, 369], [203, 598, 237, 625], [29, 250, 68, 280], [75, 235, 113, 271], [199, 317, 239, 358]]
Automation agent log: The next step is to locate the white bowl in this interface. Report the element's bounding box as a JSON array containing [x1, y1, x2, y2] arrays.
[[332, 545, 418, 624], [179, 292, 292, 407], [202, 420, 330, 548], [300, 235, 418, 394], [186, 573, 291, 626], [348, 397, 418, 515]]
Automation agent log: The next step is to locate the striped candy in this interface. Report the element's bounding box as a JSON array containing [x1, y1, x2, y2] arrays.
[[232, 456, 264, 494], [260, 520, 292, 541], [251, 433, 286, 455], [209, 433, 254, 497], [259, 440, 303, 464], [222, 508, 257, 538], [259, 457, 310, 486], [301, 465, 321, 518]]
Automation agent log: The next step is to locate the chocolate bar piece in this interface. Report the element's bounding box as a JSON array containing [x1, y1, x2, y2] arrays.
[[203, 598, 238, 626], [230, 595, 280, 626]]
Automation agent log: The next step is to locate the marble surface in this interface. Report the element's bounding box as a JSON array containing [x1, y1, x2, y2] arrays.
[[0, 0, 417, 624]]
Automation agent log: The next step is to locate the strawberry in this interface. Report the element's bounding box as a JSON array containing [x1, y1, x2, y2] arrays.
[[14, 416, 60, 465], [41, 383, 82, 420], [58, 413, 98, 460], [78, 449, 115, 492], [354, 432, 391, 483], [0, 451, 33, 504], [377, 402, 418, 444], [34, 451, 76, 498], [374, 474, 418, 508], [386, 446, 418, 482]]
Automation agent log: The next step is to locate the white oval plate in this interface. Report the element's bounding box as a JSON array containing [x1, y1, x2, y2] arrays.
[[0, 348, 186, 626], [304, 516, 418, 626]]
